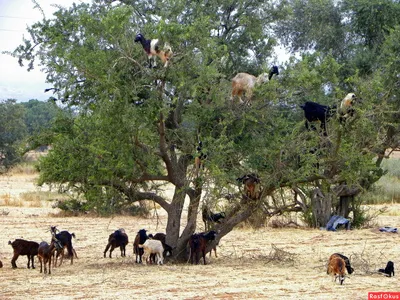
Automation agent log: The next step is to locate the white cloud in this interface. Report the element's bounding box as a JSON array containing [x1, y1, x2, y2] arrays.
[[0, 0, 89, 102]]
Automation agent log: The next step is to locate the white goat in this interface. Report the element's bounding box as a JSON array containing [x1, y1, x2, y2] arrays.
[[230, 66, 279, 105], [338, 93, 357, 123], [138, 239, 164, 265]]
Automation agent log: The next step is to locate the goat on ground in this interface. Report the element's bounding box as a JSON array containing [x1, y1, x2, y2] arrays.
[[138, 239, 164, 265], [133, 229, 150, 263], [53, 246, 78, 268], [330, 253, 354, 275], [0, 260, 2, 268], [104, 228, 129, 258], [300, 101, 335, 136], [327, 255, 347, 285], [38, 239, 60, 274], [50, 226, 76, 265], [338, 93, 357, 123], [149, 233, 173, 263], [188, 230, 217, 265], [8, 239, 39, 269], [202, 207, 225, 231], [134, 33, 173, 68], [379, 261, 395, 277], [230, 66, 279, 105], [236, 173, 261, 200]]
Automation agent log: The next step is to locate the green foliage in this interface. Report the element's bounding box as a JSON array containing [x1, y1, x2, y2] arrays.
[[0, 99, 28, 171]]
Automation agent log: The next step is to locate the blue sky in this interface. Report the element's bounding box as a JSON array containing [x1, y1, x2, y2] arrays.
[[0, 0, 86, 102]]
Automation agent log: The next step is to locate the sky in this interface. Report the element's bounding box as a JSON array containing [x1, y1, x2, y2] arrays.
[[0, 0, 88, 102]]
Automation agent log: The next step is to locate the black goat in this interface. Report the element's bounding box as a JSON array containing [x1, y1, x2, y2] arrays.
[[8, 239, 39, 269], [379, 261, 395, 277], [202, 207, 225, 231], [194, 141, 208, 176], [188, 230, 217, 265], [50, 226, 76, 265], [133, 229, 150, 263], [300, 101, 335, 135], [0, 260, 2, 268], [104, 228, 129, 258]]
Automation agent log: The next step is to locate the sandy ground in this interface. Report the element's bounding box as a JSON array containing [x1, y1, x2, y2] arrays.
[[0, 174, 399, 300]]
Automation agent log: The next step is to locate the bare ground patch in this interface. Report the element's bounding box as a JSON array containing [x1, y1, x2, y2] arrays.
[[0, 175, 399, 299]]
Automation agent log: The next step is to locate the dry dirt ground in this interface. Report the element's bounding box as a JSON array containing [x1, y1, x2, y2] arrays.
[[0, 174, 399, 300]]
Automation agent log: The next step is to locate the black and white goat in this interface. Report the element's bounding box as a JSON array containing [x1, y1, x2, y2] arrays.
[[134, 33, 173, 68], [338, 93, 358, 123]]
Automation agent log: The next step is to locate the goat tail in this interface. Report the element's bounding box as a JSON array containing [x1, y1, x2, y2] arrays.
[[8, 240, 12, 245], [71, 233, 76, 239]]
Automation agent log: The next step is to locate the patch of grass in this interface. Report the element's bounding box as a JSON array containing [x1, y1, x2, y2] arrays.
[[7, 162, 38, 175], [0, 194, 22, 207]]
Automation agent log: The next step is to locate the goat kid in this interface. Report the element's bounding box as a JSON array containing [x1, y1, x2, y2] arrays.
[[327, 255, 347, 285], [134, 33, 173, 68], [8, 239, 39, 269], [188, 230, 217, 265], [149, 233, 173, 263], [138, 239, 164, 265], [231, 66, 279, 105], [104, 228, 129, 258], [379, 261, 395, 277]]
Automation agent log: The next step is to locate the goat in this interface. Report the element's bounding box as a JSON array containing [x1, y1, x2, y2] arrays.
[[338, 93, 357, 123], [151, 233, 173, 258], [188, 230, 217, 265], [236, 173, 261, 200], [379, 261, 395, 277], [104, 228, 129, 258], [194, 141, 208, 176], [53, 246, 78, 268], [300, 101, 335, 135], [330, 253, 354, 275], [138, 239, 164, 265], [133, 229, 150, 263], [8, 239, 39, 269], [50, 226, 75, 265], [327, 255, 347, 285], [202, 207, 225, 231], [230, 66, 279, 105], [134, 33, 173, 68], [38, 239, 59, 274], [0, 260, 3, 268]]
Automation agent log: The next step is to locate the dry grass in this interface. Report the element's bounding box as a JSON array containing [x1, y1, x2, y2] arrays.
[[0, 174, 399, 299]]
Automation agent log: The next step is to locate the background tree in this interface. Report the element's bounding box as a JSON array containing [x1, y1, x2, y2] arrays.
[[0, 99, 27, 171], [10, 0, 400, 260]]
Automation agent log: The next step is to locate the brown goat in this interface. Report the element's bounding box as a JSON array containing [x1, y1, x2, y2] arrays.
[[8, 239, 39, 269], [188, 230, 217, 265], [38, 241, 57, 274], [327, 255, 346, 285]]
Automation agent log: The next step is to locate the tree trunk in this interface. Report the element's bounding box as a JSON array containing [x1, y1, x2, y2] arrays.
[[311, 188, 332, 228], [337, 195, 353, 218], [165, 187, 186, 251]]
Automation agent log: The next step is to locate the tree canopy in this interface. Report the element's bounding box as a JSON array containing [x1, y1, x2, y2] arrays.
[[10, 0, 400, 260]]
